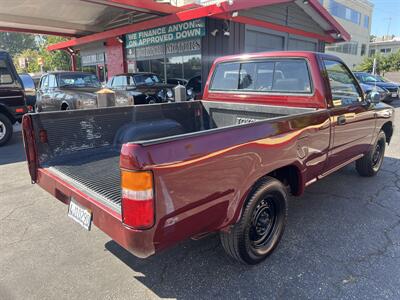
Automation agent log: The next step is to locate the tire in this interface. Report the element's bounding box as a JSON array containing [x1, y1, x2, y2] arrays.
[[220, 176, 288, 265], [356, 130, 386, 177], [0, 113, 13, 147]]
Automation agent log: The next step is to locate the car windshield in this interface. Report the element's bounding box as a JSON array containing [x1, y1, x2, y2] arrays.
[[59, 73, 101, 88], [360, 74, 384, 83], [376, 75, 389, 82], [133, 74, 161, 85]]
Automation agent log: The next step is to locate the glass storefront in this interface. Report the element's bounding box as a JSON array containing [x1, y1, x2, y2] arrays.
[[80, 51, 107, 83], [125, 19, 205, 83]]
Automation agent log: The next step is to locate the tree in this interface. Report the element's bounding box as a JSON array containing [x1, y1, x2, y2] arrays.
[[39, 36, 71, 72], [356, 50, 400, 74], [13, 35, 71, 73], [0, 32, 37, 56]]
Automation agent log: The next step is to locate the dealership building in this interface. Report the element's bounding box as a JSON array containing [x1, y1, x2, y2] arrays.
[[0, 0, 349, 87]]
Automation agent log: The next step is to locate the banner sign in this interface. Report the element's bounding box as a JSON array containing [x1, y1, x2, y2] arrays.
[[126, 39, 201, 61], [126, 18, 205, 48], [81, 52, 104, 66], [166, 39, 201, 55]]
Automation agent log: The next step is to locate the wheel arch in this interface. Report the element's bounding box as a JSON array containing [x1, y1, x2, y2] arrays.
[[381, 121, 393, 144], [229, 163, 304, 227], [60, 101, 69, 110], [0, 104, 16, 124]]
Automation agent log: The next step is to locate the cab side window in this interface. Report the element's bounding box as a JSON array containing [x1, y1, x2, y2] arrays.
[[0, 58, 14, 85], [323, 60, 362, 106], [48, 75, 57, 88], [40, 76, 49, 89]]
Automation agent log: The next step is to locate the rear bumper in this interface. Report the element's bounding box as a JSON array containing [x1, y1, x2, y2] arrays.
[[36, 168, 156, 258]]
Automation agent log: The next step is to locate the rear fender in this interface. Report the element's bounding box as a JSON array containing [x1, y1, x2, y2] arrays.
[[227, 162, 305, 227]]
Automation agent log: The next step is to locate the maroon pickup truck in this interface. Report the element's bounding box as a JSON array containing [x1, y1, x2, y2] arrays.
[[22, 52, 394, 265]]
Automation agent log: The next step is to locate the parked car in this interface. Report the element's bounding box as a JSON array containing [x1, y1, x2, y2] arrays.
[[23, 52, 394, 264], [359, 83, 390, 102], [0, 50, 27, 146], [36, 72, 101, 112], [107, 73, 175, 105], [186, 75, 202, 100], [353, 72, 399, 103], [19, 73, 36, 110]]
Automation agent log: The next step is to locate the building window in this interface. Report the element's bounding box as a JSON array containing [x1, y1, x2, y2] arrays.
[[326, 42, 358, 55], [380, 48, 392, 54], [329, 0, 361, 25], [361, 44, 366, 56], [364, 15, 369, 29], [369, 49, 376, 56]]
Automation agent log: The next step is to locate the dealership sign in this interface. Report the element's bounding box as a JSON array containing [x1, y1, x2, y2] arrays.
[[126, 19, 205, 48]]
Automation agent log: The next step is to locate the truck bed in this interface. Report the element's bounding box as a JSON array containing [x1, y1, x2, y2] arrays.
[[29, 101, 314, 212]]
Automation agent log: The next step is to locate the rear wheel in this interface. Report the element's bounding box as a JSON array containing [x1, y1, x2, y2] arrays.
[[220, 177, 288, 264], [356, 130, 386, 177], [0, 113, 13, 146]]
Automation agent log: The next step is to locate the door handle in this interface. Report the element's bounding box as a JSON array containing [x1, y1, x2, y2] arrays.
[[337, 115, 346, 125]]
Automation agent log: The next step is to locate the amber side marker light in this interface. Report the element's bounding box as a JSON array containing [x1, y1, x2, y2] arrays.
[[121, 170, 154, 229]]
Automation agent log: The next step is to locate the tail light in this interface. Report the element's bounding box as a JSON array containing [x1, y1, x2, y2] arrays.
[[22, 115, 38, 183], [121, 170, 154, 229]]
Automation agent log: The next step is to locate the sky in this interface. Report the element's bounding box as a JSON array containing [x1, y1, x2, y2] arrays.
[[370, 0, 400, 36]]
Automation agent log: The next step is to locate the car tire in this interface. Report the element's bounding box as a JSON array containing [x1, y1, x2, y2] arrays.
[[0, 113, 13, 147], [220, 176, 288, 265], [356, 130, 386, 177]]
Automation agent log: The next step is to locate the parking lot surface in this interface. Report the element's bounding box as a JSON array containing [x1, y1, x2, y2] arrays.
[[1, 103, 399, 300]]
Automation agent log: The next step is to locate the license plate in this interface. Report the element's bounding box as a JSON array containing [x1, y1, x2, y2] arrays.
[[68, 199, 92, 231], [392, 93, 398, 98]]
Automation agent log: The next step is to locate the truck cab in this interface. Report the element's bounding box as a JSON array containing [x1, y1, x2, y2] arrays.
[[0, 50, 27, 146]]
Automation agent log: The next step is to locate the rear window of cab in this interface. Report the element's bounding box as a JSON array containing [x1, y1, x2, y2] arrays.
[[210, 59, 312, 94]]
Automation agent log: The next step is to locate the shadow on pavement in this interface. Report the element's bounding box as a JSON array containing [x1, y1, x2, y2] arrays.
[[105, 157, 400, 299], [0, 132, 26, 165]]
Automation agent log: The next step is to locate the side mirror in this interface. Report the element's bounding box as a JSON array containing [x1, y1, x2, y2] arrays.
[[368, 91, 381, 104]]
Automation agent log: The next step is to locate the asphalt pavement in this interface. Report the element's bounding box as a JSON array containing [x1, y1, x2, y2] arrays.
[[0, 103, 399, 300]]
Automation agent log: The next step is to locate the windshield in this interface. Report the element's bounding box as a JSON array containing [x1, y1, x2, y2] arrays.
[[376, 75, 388, 82], [59, 73, 101, 88], [133, 74, 161, 85], [356, 73, 384, 83]]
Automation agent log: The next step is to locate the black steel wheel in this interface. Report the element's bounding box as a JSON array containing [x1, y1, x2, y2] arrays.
[[249, 196, 277, 251], [356, 130, 386, 177], [220, 176, 288, 264]]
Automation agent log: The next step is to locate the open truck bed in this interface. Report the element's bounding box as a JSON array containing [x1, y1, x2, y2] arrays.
[[22, 51, 395, 264], [27, 101, 313, 213]]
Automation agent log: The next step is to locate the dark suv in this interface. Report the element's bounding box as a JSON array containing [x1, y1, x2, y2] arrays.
[[0, 50, 27, 146]]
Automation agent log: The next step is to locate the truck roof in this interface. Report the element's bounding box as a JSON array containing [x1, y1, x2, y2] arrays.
[[213, 51, 342, 64]]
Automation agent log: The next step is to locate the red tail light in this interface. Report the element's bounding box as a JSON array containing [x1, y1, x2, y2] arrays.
[[121, 171, 154, 229], [22, 115, 38, 183]]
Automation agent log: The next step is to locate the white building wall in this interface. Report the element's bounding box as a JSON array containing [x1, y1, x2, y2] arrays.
[[321, 0, 373, 69]]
